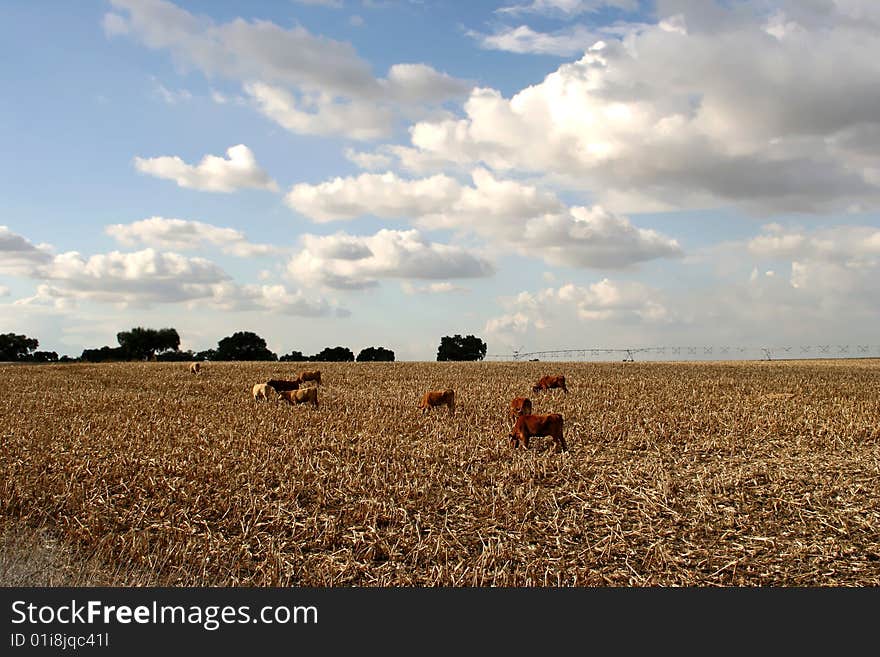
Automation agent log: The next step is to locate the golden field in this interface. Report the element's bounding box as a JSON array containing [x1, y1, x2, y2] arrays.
[[1, 359, 879, 586]]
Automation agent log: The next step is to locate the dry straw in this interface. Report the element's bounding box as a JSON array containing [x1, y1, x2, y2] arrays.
[[1, 360, 878, 586]]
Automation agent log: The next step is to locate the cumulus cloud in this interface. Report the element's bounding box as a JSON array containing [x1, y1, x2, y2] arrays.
[[286, 168, 681, 268], [105, 217, 279, 256], [286, 228, 495, 289], [286, 171, 462, 222], [133, 144, 278, 192], [403, 2, 880, 214], [471, 24, 608, 57], [0, 226, 54, 276], [8, 246, 345, 316], [400, 281, 469, 295], [105, 0, 470, 139], [497, 0, 639, 17], [484, 278, 669, 348]]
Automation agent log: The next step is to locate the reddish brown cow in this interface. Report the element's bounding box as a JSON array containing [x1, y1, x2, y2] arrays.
[[267, 379, 300, 393], [532, 374, 568, 394], [299, 370, 321, 386], [279, 387, 318, 407], [509, 413, 567, 452], [419, 389, 455, 415], [508, 397, 533, 420]]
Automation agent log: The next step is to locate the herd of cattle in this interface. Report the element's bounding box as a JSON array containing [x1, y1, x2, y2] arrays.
[[191, 363, 569, 453]]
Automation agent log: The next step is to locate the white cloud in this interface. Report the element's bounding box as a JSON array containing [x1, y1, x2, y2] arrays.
[[0, 226, 54, 276], [471, 24, 607, 56], [293, 0, 343, 7], [152, 79, 192, 104], [286, 228, 495, 289], [344, 147, 394, 170], [286, 168, 682, 268], [105, 217, 279, 256], [0, 285, 9, 297], [133, 144, 278, 192], [400, 281, 469, 295], [105, 0, 471, 139], [244, 82, 392, 141], [285, 171, 461, 222], [497, 0, 639, 17], [403, 4, 880, 214]]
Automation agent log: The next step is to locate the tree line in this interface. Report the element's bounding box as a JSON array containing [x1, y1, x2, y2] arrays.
[[0, 329, 487, 363]]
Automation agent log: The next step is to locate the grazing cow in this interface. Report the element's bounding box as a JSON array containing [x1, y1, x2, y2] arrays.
[[532, 374, 568, 394], [279, 387, 318, 407], [267, 379, 300, 393], [509, 397, 533, 420], [252, 383, 275, 402], [299, 370, 321, 386], [190, 362, 201, 375], [419, 389, 455, 415], [509, 413, 567, 452]]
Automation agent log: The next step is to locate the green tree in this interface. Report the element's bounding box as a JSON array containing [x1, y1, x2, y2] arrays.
[[356, 346, 395, 362], [436, 334, 487, 361], [216, 331, 277, 361], [116, 327, 181, 360], [280, 350, 308, 362], [0, 333, 40, 361], [311, 346, 355, 362]]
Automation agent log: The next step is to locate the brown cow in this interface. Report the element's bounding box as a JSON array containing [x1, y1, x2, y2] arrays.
[[267, 379, 300, 393], [509, 413, 567, 452], [508, 397, 533, 420], [189, 362, 201, 374], [419, 389, 455, 415], [532, 374, 568, 394], [279, 387, 318, 407], [299, 370, 321, 386]]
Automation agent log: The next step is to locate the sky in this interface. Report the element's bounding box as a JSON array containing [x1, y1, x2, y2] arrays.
[[2, 0, 880, 361]]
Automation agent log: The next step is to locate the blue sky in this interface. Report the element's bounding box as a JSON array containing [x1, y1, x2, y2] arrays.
[[3, 0, 880, 360]]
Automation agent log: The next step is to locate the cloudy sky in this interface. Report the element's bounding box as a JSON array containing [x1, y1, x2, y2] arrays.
[[3, 0, 880, 360]]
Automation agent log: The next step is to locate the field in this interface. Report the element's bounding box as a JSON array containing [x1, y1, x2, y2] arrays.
[[1, 359, 879, 586]]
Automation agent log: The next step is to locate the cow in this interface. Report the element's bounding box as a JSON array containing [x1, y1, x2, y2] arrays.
[[509, 413, 567, 452], [279, 387, 318, 407], [267, 379, 300, 393], [418, 389, 455, 415], [508, 397, 533, 421], [532, 374, 568, 394], [299, 370, 321, 386], [252, 382, 275, 402], [190, 362, 201, 375]]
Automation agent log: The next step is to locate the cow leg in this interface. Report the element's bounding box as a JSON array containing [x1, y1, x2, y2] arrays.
[[556, 433, 568, 452]]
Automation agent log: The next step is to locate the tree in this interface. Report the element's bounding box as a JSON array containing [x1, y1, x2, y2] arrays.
[[116, 327, 181, 360], [194, 349, 217, 361], [311, 346, 355, 362], [215, 331, 277, 361], [30, 350, 58, 363], [280, 350, 308, 362], [436, 334, 487, 361], [356, 346, 395, 362], [0, 333, 40, 361], [80, 346, 126, 362]]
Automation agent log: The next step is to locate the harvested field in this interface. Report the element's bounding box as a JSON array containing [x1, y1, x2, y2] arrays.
[[1, 359, 879, 586]]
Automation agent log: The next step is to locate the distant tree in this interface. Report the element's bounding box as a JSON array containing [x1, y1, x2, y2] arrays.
[[280, 350, 308, 362], [80, 346, 127, 362], [0, 333, 40, 361], [116, 327, 181, 360], [216, 331, 277, 361], [156, 349, 195, 362], [311, 346, 355, 362], [29, 350, 58, 363], [356, 346, 395, 362], [436, 334, 487, 361], [59, 355, 76, 363], [194, 349, 217, 361]]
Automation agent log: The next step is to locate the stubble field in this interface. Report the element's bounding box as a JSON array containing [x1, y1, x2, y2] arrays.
[[1, 359, 879, 586]]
